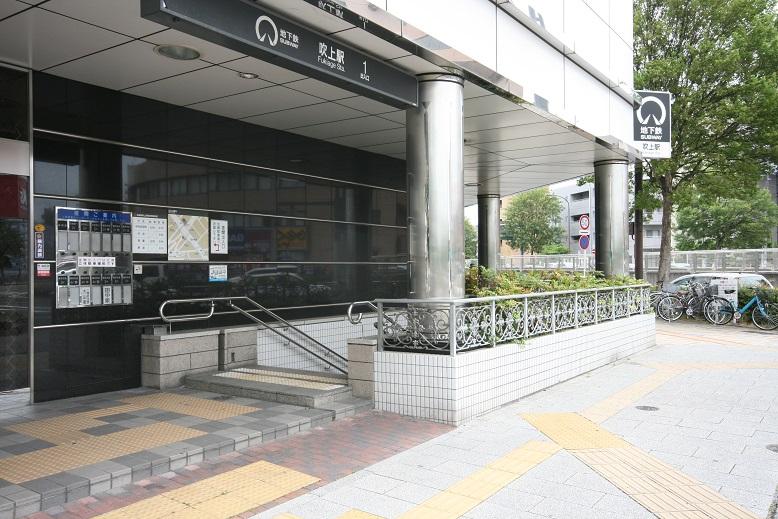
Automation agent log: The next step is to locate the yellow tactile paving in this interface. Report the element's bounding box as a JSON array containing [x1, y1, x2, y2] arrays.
[[0, 423, 204, 483], [5, 403, 146, 444], [95, 460, 319, 519], [215, 371, 343, 390], [581, 367, 684, 423], [656, 329, 775, 351], [521, 413, 629, 449], [395, 440, 558, 519], [121, 392, 258, 420]]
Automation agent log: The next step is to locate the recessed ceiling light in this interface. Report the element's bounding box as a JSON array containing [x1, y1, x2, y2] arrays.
[[465, 182, 481, 187], [154, 44, 200, 61], [237, 72, 259, 79]]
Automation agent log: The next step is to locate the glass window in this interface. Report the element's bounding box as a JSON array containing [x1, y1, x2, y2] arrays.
[[0, 67, 28, 142]]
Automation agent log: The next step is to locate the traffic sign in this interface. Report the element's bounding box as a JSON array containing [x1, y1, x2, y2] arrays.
[[578, 214, 590, 236], [579, 235, 590, 250], [634, 90, 672, 159]]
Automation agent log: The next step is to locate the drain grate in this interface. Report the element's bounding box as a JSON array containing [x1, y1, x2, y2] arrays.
[[767, 444, 778, 453], [636, 406, 659, 411]]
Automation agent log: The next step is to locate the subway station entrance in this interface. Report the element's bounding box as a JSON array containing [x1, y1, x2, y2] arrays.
[[0, 0, 634, 405]]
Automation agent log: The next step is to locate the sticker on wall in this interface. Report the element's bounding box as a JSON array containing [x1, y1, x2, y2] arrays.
[[210, 219, 228, 254], [168, 213, 209, 261], [132, 216, 167, 254], [36, 263, 51, 278], [133, 264, 143, 275], [34, 232, 44, 259], [208, 264, 228, 282]]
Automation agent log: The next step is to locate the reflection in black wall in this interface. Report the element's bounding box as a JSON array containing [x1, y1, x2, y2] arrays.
[[31, 73, 408, 401]]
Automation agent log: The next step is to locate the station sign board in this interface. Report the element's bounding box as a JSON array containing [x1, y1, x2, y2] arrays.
[[141, 0, 418, 109], [634, 90, 672, 159]]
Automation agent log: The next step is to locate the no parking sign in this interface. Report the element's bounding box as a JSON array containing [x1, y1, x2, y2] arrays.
[[578, 214, 590, 250]]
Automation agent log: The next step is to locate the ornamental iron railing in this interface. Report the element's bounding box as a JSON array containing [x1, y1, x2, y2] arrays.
[[372, 284, 652, 354]]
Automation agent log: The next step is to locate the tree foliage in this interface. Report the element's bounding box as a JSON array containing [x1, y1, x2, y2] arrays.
[[634, 0, 778, 280], [502, 188, 563, 254], [464, 218, 477, 258], [675, 188, 778, 249]]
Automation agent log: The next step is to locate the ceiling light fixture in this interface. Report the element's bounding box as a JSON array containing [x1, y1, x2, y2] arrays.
[[154, 44, 201, 61], [237, 72, 259, 79]]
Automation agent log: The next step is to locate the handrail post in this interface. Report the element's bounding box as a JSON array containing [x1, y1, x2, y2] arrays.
[[449, 302, 457, 356], [377, 301, 384, 352], [490, 299, 496, 347], [611, 288, 616, 320], [574, 290, 579, 328], [551, 294, 556, 333], [523, 297, 529, 338]]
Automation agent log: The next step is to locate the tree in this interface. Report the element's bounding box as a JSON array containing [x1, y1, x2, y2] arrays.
[[502, 188, 563, 254], [675, 188, 778, 249], [464, 218, 477, 258], [634, 0, 778, 281]]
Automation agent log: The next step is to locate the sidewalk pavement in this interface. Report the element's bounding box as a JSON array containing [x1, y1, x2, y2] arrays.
[[25, 320, 778, 519]]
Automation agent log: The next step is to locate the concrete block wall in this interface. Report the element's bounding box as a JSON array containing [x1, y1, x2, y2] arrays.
[[374, 314, 656, 425], [220, 326, 259, 371], [347, 337, 377, 399], [141, 330, 220, 389]]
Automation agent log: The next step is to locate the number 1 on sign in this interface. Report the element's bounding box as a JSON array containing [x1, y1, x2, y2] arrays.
[[360, 60, 370, 81]]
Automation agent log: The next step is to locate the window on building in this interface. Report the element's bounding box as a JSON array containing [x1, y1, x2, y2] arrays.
[[645, 229, 661, 238], [570, 191, 589, 201]]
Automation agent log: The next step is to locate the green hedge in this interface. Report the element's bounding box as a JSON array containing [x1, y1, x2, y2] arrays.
[[465, 267, 641, 297]]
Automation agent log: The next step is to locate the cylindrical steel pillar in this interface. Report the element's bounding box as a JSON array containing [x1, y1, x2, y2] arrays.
[[406, 72, 465, 299], [594, 159, 629, 277], [477, 194, 500, 271]]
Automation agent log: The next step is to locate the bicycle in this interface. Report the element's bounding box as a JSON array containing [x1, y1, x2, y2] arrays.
[[704, 289, 778, 330], [656, 282, 731, 324]]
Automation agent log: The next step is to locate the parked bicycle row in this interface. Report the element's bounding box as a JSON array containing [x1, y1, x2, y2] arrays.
[[651, 280, 778, 330]]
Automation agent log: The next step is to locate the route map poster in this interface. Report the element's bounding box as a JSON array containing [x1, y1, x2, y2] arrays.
[[167, 213, 209, 261]]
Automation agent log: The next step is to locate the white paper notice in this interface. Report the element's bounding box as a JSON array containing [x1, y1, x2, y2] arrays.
[[132, 216, 167, 254], [209, 264, 228, 282], [210, 219, 228, 255]]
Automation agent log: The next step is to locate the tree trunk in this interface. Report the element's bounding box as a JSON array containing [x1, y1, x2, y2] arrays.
[[657, 176, 674, 285]]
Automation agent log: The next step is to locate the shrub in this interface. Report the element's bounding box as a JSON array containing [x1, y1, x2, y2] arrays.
[[465, 267, 641, 297]]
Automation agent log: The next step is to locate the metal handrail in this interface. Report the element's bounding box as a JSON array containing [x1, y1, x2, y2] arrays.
[[373, 284, 651, 305], [158, 296, 347, 373], [346, 300, 377, 324]]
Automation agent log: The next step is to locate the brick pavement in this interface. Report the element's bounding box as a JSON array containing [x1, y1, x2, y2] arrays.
[[23, 412, 451, 519]]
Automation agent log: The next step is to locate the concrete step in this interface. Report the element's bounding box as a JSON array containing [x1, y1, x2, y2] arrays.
[[184, 366, 365, 411]]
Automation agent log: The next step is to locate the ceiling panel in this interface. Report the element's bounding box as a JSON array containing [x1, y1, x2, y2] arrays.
[[465, 121, 568, 144], [464, 94, 528, 117], [464, 82, 491, 99], [361, 141, 406, 155], [292, 115, 402, 140], [219, 56, 306, 84], [0, 1, 27, 19], [284, 77, 355, 101], [387, 54, 445, 75], [334, 27, 409, 60], [143, 29, 244, 64], [473, 132, 588, 153], [244, 102, 365, 130], [190, 85, 322, 120], [464, 108, 548, 132], [328, 127, 405, 148], [125, 65, 272, 106], [43, 0, 165, 38], [46, 40, 210, 91], [0, 7, 130, 69], [334, 95, 396, 115]]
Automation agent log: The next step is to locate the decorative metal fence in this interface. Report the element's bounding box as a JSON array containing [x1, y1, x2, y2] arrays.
[[374, 284, 652, 353]]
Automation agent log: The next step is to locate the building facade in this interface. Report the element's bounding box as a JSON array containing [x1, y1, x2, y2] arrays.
[[0, 0, 638, 404]]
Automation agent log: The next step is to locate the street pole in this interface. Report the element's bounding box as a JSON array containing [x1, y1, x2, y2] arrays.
[[634, 161, 644, 280]]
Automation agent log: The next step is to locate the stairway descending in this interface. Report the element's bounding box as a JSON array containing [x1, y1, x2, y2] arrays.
[[184, 366, 371, 416]]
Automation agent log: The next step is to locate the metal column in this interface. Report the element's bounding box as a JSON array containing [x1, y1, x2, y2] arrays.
[[477, 194, 500, 271], [406, 72, 465, 299], [594, 159, 629, 277]]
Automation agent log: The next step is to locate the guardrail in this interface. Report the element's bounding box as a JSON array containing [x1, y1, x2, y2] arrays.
[[372, 284, 652, 353]]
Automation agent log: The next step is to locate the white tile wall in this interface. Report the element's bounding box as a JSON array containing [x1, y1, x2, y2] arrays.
[[374, 314, 656, 425], [257, 314, 378, 373]]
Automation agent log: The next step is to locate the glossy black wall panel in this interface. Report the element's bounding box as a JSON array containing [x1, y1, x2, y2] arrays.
[[33, 73, 405, 190]]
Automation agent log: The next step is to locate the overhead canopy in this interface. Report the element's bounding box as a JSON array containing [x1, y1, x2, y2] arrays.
[[0, 0, 629, 205]]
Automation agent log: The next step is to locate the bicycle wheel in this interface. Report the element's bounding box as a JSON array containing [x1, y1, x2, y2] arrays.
[[657, 295, 684, 321], [704, 297, 734, 325], [752, 303, 778, 331], [649, 291, 664, 309], [685, 296, 704, 318]]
